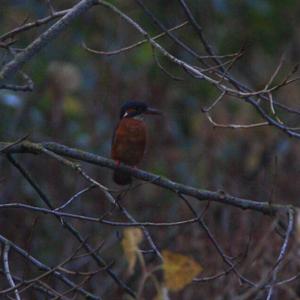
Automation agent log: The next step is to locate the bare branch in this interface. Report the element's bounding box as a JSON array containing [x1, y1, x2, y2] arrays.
[[3, 242, 21, 300], [205, 113, 269, 129], [151, 45, 184, 81], [38, 146, 163, 260], [178, 0, 220, 66], [0, 235, 100, 299], [201, 91, 226, 112], [96, 0, 300, 139], [0, 134, 29, 153], [83, 21, 188, 56], [0, 0, 98, 81], [5, 154, 136, 298], [0, 140, 291, 215], [1, 238, 90, 297], [178, 193, 255, 286], [0, 9, 69, 42], [0, 203, 202, 227], [0, 83, 33, 92], [0, 270, 58, 299], [55, 184, 96, 211], [266, 208, 294, 299]]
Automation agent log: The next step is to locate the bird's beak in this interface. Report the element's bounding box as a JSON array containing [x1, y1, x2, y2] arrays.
[[144, 107, 162, 115]]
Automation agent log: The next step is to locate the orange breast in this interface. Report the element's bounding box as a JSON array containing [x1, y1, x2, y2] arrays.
[[111, 118, 146, 166]]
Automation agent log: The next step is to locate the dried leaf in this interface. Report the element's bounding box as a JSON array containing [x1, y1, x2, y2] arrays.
[[162, 250, 203, 292], [122, 228, 143, 275]]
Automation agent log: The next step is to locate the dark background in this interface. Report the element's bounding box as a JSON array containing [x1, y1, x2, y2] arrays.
[[1, 1, 300, 299]]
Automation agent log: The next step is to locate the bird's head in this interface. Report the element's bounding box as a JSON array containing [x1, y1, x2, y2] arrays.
[[119, 101, 162, 119]]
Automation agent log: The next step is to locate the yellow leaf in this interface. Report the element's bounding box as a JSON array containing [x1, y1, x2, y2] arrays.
[[122, 228, 143, 275], [162, 250, 203, 292]]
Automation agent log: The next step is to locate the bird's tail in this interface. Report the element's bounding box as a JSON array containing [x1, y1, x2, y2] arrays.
[[113, 170, 132, 185]]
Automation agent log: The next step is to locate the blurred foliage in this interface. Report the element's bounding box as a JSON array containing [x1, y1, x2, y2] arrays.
[[1, 0, 300, 299]]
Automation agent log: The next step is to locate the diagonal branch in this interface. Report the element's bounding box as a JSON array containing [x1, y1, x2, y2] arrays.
[[266, 208, 294, 299], [83, 21, 188, 56], [0, 234, 100, 299], [0, 203, 202, 227], [104, 1, 300, 138], [0, 9, 70, 42], [6, 153, 136, 298], [38, 146, 163, 260], [0, 0, 98, 81], [3, 242, 21, 300], [0, 140, 293, 215]]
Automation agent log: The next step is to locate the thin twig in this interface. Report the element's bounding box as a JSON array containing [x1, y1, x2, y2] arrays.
[[201, 91, 226, 112], [205, 113, 269, 129], [266, 208, 294, 299], [83, 21, 188, 56], [39, 146, 163, 261], [178, 193, 256, 287], [0, 9, 69, 42], [0, 202, 202, 227], [0, 235, 99, 299], [0, 134, 29, 153], [55, 184, 96, 211], [96, 0, 300, 139], [0, 140, 288, 215], [0, 0, 99, 80], [3, 242, 21, 300], [6, 154, 136, 298], [1, 238, 91, 296]]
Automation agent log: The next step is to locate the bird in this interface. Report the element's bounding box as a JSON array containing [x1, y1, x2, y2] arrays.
[[111, 101, 161, 185]]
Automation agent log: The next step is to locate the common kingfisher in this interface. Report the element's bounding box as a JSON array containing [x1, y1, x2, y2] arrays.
[[111, 101, 161, 185]]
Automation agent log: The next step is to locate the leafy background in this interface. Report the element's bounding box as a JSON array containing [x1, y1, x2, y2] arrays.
[[1, 0, 300, 299]]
